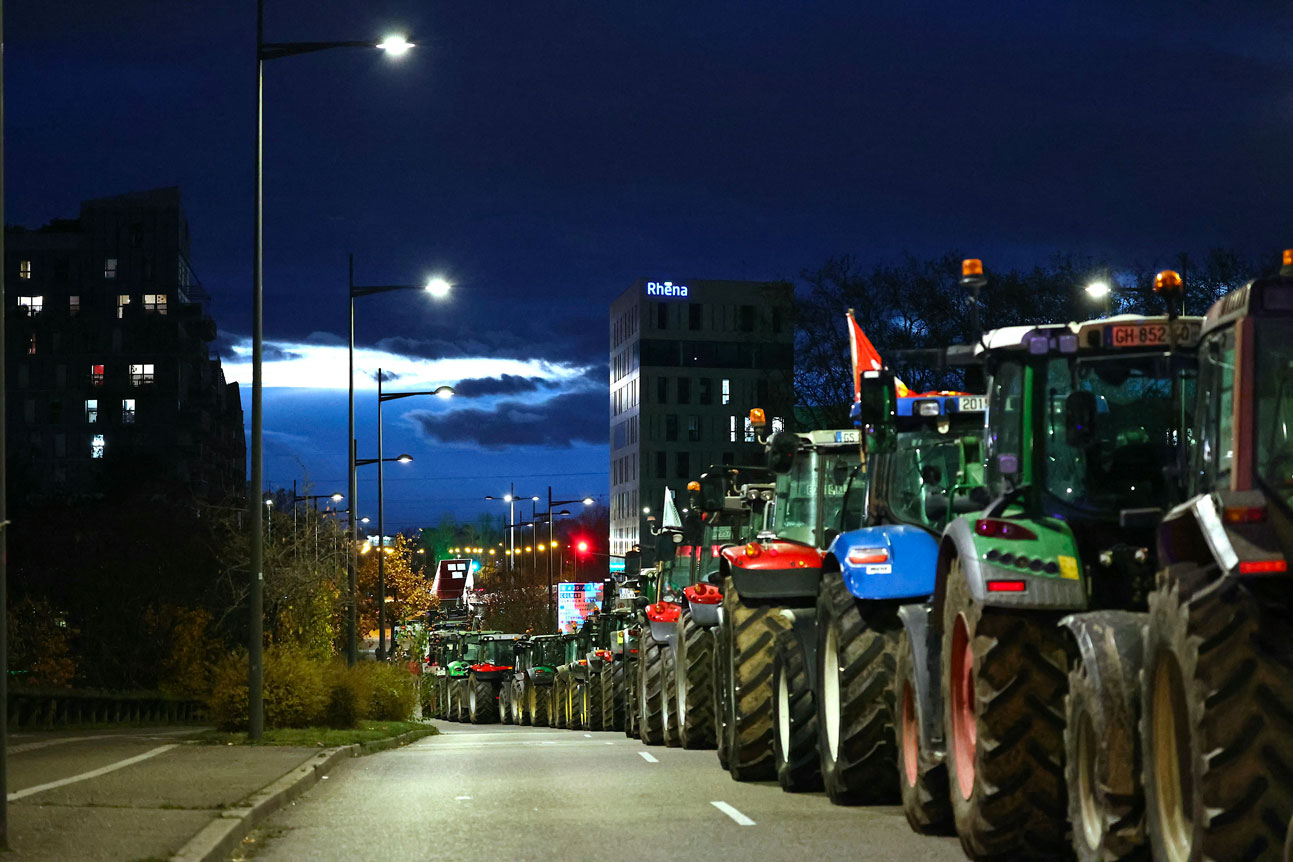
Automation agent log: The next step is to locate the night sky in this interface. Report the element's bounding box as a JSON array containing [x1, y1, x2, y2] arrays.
[[6, 2, 1292, 528]]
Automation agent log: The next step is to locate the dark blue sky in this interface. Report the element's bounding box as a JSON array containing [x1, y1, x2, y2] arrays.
[[6, 2, 1292, 528]]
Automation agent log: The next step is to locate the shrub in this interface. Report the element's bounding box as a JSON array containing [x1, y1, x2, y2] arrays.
[[323, 662, 373, 729], [263, 646, 328, 729], [364, 662, 417, 721], [207, 650, 249, 731]]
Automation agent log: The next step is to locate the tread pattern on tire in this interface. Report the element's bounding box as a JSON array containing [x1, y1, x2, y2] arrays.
[[942, 566, 1070, 860], [816, 573, 900, 805], [725, 588, 790, 781], [773, 626, 823, 791], [1142, 571, 1293, 862], [469, 675, 498, 724], [895, 624, 953, 834], [639, 639, 666, 745], [677, 614, 716, 749], [530, 683, 549, 727], [663, 646, 681, 747]]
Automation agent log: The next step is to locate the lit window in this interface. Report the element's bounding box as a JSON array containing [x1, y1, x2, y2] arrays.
[[69, 296, 81, 316], [121, 399, 136, 424], [721, 378, 731, 405], [129, 364, 155, 386], [116, 294, 131, 319], [143, 294, 167, 314], [27, 334, 36, 356], [730, 415, 737, 442], [105, 258, 118, 279], [91, 434, 106, 459], [744, 416, 756, 443], [90, 364, 105, 387], [17, 295, 42, 315], [772, 416, 785, 433], [18, 260, 31, 279], [86, 400, 99, 423]]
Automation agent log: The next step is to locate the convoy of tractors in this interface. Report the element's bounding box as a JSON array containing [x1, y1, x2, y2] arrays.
[[424, 252, 1293, 861]]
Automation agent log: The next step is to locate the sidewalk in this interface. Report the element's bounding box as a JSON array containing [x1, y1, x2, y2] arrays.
[[4, 724, 432, 862]]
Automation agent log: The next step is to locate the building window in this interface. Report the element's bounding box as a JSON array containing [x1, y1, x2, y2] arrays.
[[656, 451, 667, 479], [744, 416, 756, 442], [116, 294, 131, 318], [86, 400, 99, 423], [122, 399, 136, 424], [27, 334, 36, 356], [699, 378, 712, 405], [50, 401, 63, 423], [657, 303, 668, 330], [90, 364, 105, 387], [740, 305, 755, 332], [91, 434, 106, 459], [143, 294, 168, 315], [657, 376, 668, 404], [721, 378, 731, 405], [105, 258, 118, 279], [730, 415, 737, 442], [18, 260, 31, 279], [677, 378, 690, 404], [130, 363, 155, 386], [665, 415, 678, 442], [17, 295, 42, 315], [676, 452, 690, 479], [689, 303, 702, 330], [687, 416, 701, 442], [69, 296, 81, 316]]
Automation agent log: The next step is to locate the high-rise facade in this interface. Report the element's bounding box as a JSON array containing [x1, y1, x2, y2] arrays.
[[4, 187, 245, 506], [608, 278, 795, 557]]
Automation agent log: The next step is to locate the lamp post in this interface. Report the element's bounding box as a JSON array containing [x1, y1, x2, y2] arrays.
[[546, 488, 596, 630], [376, 371, 453, 659], [251, 2, 413, 740], [291, 489, 343, 561], [354, 449, 412, 658], [347, 255, 450, 665], [1085, 280, 1113, 316], [486, 488, 540, 573]]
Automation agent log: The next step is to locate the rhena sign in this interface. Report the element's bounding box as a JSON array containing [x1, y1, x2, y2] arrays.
[[646, 281, 688, 297]]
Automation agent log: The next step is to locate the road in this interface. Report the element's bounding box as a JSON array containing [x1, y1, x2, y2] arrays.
[[236, 721, 965, 862]]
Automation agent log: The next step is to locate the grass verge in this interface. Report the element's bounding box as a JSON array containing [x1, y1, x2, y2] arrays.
[[194, 720, 437, 747]]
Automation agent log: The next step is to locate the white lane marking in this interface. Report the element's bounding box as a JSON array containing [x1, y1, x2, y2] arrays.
[[584, 733, 592, 738], [711, 801, 755, 826], [638, 751, 659, 763], [9, 744, 178, 801], [455, 795, 472, 800]]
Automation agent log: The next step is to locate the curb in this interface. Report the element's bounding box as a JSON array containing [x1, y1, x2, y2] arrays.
[[169, 727, 435, 862]]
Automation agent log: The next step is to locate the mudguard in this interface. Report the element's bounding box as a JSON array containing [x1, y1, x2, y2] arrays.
[[897, 603, 943, 762], [941, 514, 1087, 611], [645, 604, 681, 651], [684, 583, 722, 627], [829, 524, 939, 601], [719, 542, 822, 601]]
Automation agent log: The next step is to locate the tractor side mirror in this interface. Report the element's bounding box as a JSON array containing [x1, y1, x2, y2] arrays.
[[857, 370, 897, 452], [1065, 391, 1098, 448], [766, 431, 799, 474]]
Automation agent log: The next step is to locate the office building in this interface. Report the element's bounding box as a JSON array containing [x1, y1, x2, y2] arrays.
[[608, 278, 795, 557], [4, 188, 245, 507]]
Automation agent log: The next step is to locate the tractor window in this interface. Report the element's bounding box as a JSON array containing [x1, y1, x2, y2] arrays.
[[985, 359, 1025, 496], [1043, 354, 1194, 515], [771, 452, 819, 545], [462, 641, 482, 663], [1196, 329, 1235, 495], [480, 640, 514, 664], [888, 434, 967, 530], [536, 639, 565, 666], [1255, 319, 1293, 504]]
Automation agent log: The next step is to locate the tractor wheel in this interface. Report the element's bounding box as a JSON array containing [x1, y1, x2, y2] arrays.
[[815, 573, 899, 805], [639, 639, 666, 745], [1065, 641, 1145, 862], [715, 616, 732, 770], [435, 678, 448, 719], [772, 626, 822, 792], [451, 679, 468, 722], [530, 683, 550, 727], [662, 646, 682, 747], [554, 676, 568, 729], [942, 561, 1070, 860], [518, 682, 532, 726], [611, 660, 627, 733], [676, 614, 716, 749], [724, 589, 790, 781], [625, 657, 640, 739], [499, 683, 512, 725], [586, 673, 604, 730], [569, 680, 584, 730], [468, 676, 498, 724], [1142, 569, 1293, 862], [894, 624, 952, 834]]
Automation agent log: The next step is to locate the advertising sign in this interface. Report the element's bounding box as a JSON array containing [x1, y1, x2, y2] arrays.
[[557, 582, 605, 633]]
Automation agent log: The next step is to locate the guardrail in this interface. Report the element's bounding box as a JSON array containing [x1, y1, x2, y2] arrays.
[[8, 688, 206, 729]]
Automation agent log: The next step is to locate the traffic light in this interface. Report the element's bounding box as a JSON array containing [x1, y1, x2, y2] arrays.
[[577, 540, 589, 554]]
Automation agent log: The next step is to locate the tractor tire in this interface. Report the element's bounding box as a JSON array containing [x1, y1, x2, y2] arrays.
[[662, 646, 682, 747], [638, 639, 666, 745], [602, 662, 623, 732], [436, 678, 449, 719], [554, 675, 568, 729], [772, 626, 822, 792], [1142, 569, 1293, 862], [586, 673, 604, 730], [895, 624, 953, 834], [530, 683, 550, 727], [518, 682, 532, 726], [569, 680, 584, 730], [451, 679, 469, 722], [724, 588, 790, 781], [675, 614, 716, 749], [468, 676, 498, 724], [625, 657, 640, 739], [815, 573, 899, 805], [715, 616, 732, 770], [1065, 641, 1145, 862], [499, 683, 513, 725], [942, 561, 1070, 860]]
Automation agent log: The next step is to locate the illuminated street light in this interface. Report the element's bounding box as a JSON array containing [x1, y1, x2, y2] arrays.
[[425, 276, 452, 298], [1085, 280, 1113, 316], [377, 34, 413, 56]]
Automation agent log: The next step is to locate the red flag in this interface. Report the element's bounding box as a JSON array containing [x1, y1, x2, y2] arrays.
[[847, 309, 883, 402]]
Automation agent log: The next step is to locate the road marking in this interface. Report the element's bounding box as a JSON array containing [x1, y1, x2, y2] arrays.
[[455, 795, 472, 800], [711, 801, 755, 826], [638, 751, 658, 763], [584, 733, 592, 738], [9, 744, 178, 801]]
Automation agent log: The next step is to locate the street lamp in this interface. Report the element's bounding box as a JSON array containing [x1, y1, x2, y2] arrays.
[[1085, 280, 1113, 316], [375, 373, 453, 659], [347, 255, 450, 666], [354, 450, 412, 660], [250, 1, 414, 740], [545, 487, 596, 629], [486, 488, 540, 572]]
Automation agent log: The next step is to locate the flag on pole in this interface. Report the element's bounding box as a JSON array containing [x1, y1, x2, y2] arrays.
[[847, 309, 883, 402], [661, 487, 683, 532]]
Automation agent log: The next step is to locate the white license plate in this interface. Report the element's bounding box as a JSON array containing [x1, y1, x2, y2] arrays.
[[1109, 322, 1195, 347], [958, 396, 987, 412], [834, 430, 860, 443], [865, 564, 892, 575]]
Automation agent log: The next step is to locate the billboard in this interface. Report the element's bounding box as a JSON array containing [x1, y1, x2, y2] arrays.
[[557, 582, 604, 634]]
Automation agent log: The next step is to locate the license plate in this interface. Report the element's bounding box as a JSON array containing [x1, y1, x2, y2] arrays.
[[1108, 322, 1196, 347], [957, 396, 987, 413], [834, 430, 860, 443]]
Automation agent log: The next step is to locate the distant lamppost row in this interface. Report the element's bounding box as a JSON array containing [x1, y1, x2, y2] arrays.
[[376, 370, 453, 659], [354, 449, 413, 657], [485, 487, 539, 572], [346, 254, 450, 665], [250, 0, 413, 741], [546, 487, 595, 629]]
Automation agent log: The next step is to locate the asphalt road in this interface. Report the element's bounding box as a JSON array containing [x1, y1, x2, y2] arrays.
[[235, 721, 966, 862]]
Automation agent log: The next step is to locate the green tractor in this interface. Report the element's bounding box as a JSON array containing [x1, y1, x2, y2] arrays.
[[464, 633, 522, 724], [594, 604, 636, 732], [902, 277, 1203, 859], [429, 629, 467, 720], [507, 634, 563, 726], [553, 629, 595, 729]]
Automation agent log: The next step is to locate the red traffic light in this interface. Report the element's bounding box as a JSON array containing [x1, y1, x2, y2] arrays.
[[577, 540, 589, 553]]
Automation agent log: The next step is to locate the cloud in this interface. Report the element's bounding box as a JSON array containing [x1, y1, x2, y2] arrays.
[[452, 374, 550, 398], [409, 390, 606, 450]]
